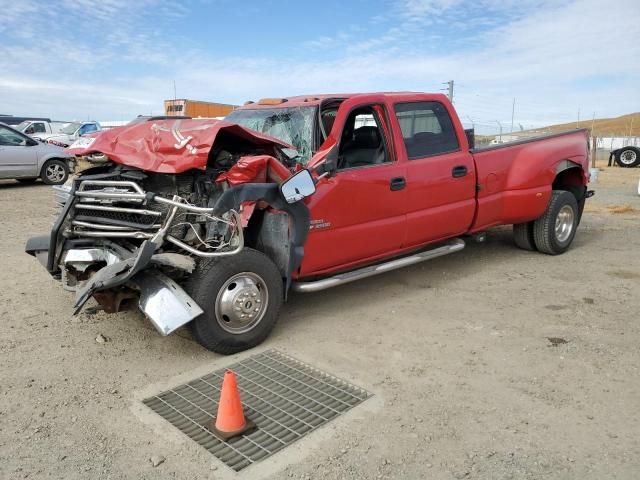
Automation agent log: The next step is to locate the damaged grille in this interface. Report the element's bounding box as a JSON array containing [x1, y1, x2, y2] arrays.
[[74, 205, 161, 229], [70, 179, 164, 238]]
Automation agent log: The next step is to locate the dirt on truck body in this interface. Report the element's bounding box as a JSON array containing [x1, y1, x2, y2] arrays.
[[26, 92, 593, 354]]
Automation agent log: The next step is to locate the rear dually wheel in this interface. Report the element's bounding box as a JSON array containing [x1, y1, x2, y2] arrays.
[[533, 190, 579, 255]]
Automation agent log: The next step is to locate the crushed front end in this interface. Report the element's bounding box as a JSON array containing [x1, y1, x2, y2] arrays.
[[24, 118, 300, 337], [26, 165, 244, 335]]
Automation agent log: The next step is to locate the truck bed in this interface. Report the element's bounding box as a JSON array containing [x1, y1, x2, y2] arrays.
[[470, 129, 590, 231]]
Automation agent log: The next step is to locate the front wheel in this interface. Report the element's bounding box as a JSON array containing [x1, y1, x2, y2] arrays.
[[533, 190, 579, 255], [40, 159, 69, 185], [186, 248, 283, 355]]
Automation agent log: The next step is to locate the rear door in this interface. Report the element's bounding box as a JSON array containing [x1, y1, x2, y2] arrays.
[[391, 100, 476, 246], [0, 126, 38, 178], [300, 97, 407, 275]]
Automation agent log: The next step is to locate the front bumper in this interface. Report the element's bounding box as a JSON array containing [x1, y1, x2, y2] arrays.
[[26, 238, 202, 336]]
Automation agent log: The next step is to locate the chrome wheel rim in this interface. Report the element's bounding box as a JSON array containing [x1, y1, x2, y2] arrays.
[[215, 272, 269, 334], [46, 164, 65, 183], [620, 150, 637, 165], [555, 205, 575, 243]]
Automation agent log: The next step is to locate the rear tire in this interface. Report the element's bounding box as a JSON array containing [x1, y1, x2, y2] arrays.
[[513, 222, 536, 251], [186, 248, 283, 355], [40, 159, 69, 185], [533, 190, 579, 255], [615, 147, 640, 168]]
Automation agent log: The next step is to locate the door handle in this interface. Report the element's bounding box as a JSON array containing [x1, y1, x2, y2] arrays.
[[452, 165, 468, 178], [390, 177, 406, 191]]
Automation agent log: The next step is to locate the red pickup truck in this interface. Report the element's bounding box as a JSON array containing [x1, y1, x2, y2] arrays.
[[26, 92, 592, 354]]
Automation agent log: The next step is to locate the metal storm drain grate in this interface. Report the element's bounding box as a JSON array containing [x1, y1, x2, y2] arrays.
[[143, 349, 372, 471]]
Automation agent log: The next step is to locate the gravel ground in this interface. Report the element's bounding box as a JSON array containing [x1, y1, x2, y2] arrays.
[[1, 160, 639, 480]]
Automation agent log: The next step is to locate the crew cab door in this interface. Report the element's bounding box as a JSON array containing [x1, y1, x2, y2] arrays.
[[0, 125, 38, 178], [390, 100, 476, 246], [300, 97, 407, 275]]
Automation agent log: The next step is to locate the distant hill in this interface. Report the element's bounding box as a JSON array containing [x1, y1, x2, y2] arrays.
[[536, 112, 640, 137]]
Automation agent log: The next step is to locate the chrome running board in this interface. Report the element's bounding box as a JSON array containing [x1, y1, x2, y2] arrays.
[[291, 238, 465, 293]]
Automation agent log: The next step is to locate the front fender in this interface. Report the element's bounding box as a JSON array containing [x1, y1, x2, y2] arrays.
[[212, 183, 310, 292]]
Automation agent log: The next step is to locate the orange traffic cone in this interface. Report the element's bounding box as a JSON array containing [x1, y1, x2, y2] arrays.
[[210, 371, 255, 440]]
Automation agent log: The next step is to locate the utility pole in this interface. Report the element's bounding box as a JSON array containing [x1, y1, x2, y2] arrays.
[[577, 107, 580, 128], [441, 80, 454, 102], [495, 120, 503, 143], [465, 115, 475, 130], [510, 98, 515, 133]]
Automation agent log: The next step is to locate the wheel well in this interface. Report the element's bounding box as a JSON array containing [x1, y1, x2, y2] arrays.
[[41, 157, 67, 168], [553, 166, 585, 202], [243, 207, 291, 278]]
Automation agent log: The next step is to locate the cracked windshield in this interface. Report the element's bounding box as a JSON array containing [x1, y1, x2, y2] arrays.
[[226, 107, 315, 164]]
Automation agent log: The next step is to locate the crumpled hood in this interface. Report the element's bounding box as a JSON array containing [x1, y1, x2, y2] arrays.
[[66, 118, 293, 174]]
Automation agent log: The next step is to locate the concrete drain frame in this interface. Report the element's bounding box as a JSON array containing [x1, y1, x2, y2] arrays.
[[143, 349, 372, 472]]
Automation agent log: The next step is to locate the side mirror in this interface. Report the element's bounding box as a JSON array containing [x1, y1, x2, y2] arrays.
[[280, 169, 316, 204], [465, 128, 475, 149], [26, 138, 39, 147]]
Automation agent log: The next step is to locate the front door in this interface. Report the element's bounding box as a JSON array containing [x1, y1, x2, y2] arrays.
[[0, 126, 38, 178], [300, 101, 407, 276]]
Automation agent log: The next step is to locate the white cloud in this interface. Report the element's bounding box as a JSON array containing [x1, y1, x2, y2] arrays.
[[0, 0, 638, 131]]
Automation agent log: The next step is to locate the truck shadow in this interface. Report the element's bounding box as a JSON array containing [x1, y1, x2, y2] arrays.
[[278, 225, 594, 329]]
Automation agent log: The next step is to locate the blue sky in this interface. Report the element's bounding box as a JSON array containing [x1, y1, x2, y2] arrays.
[[1, 0, 639, 133]]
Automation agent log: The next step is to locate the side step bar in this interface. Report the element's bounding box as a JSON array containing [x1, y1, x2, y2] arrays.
[[291, 238, 465, 293]]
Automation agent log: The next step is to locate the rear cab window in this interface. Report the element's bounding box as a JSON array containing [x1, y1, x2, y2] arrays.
[[394, 101, 459, 159]]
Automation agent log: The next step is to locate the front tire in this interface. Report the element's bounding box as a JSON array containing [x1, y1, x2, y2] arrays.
[[615, 147, 640, 168], [186, 248, 283, 355], [533, 190, 579, 255], [40, 159, 69, 185]]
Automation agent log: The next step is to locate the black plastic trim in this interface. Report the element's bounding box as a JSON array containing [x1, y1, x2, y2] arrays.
[[212, 183, 310, 294]]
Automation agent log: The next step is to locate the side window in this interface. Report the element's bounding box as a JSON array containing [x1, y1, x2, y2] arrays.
[[33, 123, 46, 133], [338, 106, 390, 170], [79, 124, 97, 135], [394, 101, 459, 159], [0, 127, 26, 146]]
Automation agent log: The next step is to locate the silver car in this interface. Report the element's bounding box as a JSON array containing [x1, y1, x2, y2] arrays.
[[0, 122, 72, 185]]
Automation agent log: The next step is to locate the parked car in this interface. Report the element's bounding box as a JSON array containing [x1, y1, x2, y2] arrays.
[[40, 121, 102, 147], [25, 92, 592, 354], [0, 122, 73, 184], [610, 145, 640, 167], [128, 115, 191, 124], [15, 120, 68, 140], [0, 115, 51, 127]]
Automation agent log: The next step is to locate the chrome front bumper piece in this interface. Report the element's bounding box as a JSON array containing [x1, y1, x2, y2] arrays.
[[63, 246, 202, 336]]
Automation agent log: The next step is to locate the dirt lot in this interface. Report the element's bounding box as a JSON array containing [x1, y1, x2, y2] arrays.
[[1, 160, 639, 480]]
